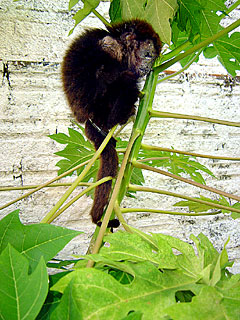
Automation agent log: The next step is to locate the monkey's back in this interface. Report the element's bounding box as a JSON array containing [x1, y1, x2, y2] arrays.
[[62, 28, 140, 130]]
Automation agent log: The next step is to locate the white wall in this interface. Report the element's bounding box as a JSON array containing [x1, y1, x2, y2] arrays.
[[0, 1, 239, 271]]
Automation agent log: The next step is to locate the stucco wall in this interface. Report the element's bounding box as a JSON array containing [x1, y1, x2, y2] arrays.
[[0, 1, 239, 272]]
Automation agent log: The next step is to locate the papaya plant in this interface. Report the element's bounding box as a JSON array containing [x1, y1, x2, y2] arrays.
[[0, 0, 240, 318]]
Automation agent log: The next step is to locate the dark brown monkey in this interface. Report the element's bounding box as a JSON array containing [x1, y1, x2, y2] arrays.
[[62, 19, 162, 225]]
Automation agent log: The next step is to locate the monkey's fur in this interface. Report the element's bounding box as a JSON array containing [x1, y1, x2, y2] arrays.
[[62, 19, 162, 225]]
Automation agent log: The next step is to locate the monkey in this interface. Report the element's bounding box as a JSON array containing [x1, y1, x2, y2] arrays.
[[62, 19, 162, 226]]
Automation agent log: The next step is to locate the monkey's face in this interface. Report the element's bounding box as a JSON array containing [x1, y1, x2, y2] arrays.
[[120, 32, 159, 77], [135, 39, 158, 76]]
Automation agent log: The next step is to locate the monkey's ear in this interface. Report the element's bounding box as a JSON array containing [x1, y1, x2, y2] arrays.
[[99, 36, 123, 61]]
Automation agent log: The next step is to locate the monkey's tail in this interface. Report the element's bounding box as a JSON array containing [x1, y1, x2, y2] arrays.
[[85, 120, 119, 224]]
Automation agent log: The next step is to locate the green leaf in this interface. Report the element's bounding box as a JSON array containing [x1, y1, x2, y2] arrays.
[[166, 285, 240, 320], [51, 262, 198, 319], [231, 202, 240, 219], [213, 32, 240, 77], [49, 127, 97, 178], [0, 210, 81, 270], [139, 149, 215, 184], [50, 280, 81, 320], [121, 311, 143, 320], [198, 0, 239, 76], [0, 245, 48, 320], [100, 231, 177, 269], [175, 0, 202, 35], [69, 0, 80, 10], [109, 0, 122, 23], [120, 0, 178, 44], [50, 232, 237, 319], [173, 195, 233, 214], [68, 0, 100, 35]]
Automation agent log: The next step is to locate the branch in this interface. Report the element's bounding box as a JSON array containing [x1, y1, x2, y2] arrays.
[[154, 19, 240, 74], [41, 125, 117, 224], [150, 110, 240, 128], [141, 144, 240, 161], [128, 184, 240, 214], [121, 207, 221, 216], [86, 131, 140, 267], [157, 51, 202, 84], [43, 176, 112, 223], [133, 161, 240, 202], [0, 159, 92, 210]]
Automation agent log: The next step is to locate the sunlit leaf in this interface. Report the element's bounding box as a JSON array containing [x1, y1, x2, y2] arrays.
[[0, 245, 48, 320], [120, 0, 178, 44], [0, 210, 81, 271]]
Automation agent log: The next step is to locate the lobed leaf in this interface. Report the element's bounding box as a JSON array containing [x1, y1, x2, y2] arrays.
[[166, 284, 240, 320], [120, 0, 178, 44], [174, 195, 237, 214], [0, 210, 81, 271], [0, 245, 48, 320], [51, 261, 198, 320], [139, 149, 215, 184]]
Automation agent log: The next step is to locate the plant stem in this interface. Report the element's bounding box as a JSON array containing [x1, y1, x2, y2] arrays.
[[0, 182, 92, 191], [154, 19, 240, 74], [121, 207, 221, 216], [150, 110, 240, 128], [133, 161, 240, 202], [41, 126, 117, 224], [0, 159, 92, 210], [141, 144, 240, 161], [157, 51, 202, 84], [44, 177, 112, 223], [118, 72, 159, 203], [128, 184, 240, 214], [86, 131, 140, 268], [92, 8, 111, 27], [224, 0, 240, 15], [160, 35, 200, 63], [113, 202, 132, 232]]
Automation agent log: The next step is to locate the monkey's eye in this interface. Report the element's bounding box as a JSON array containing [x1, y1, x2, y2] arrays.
[[145, 52, 152, 59]]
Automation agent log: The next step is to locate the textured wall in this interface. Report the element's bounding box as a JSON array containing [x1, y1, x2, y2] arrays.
[[0, 1, 239, 271]]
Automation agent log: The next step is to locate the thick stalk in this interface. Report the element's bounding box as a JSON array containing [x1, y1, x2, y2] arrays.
[[117, 71, 159, 203]]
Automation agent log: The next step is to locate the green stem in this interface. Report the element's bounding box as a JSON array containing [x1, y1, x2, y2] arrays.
[[0, 159, 91, 211], [44, 177, 112, 223], [157, 51, 202, 84], [92, 8, 111, 27], [41, 126, 117, 224], [113, 202, 132, 232], [141, 144, 240, 161], [128, 184, 240, 214], [160, 34, 200, 63], [224, 0, 240, 15], [150, 110, 240, 128], [86, 131, 140, 267], [133, 161, 240, 202], [154, 19, 240, 74], [121, 207, 221, 216], [117, 71, 159, 203], [0, 182, 92, 191]]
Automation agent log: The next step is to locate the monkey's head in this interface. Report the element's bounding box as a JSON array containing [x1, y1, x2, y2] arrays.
[[101, 19, 162, 77]]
